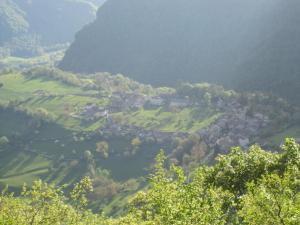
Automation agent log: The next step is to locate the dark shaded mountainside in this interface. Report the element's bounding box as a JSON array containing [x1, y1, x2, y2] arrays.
[[60, 0, 300, 105], [234, 1, 300, 106], [0, 0, 100, 56]]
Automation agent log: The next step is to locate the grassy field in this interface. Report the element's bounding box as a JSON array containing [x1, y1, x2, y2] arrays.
[[0, 107, 162, 188], [0, 151, 50, 187], [0, 73, 105, 130], [0, 72, 221, 133], [114, 108, 221, 133], [0, 109, 84, 187]]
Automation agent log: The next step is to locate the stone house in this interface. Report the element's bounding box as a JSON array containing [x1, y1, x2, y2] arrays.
[[81, 103, 108, 120]]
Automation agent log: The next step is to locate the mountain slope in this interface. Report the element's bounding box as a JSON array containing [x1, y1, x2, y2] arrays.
[[233, 0, 300, 105], [60, 0, 300, 105], [59, 0, 277, 85], [13, 0, 96, 44], [0, 0, 97, 56], [0, 0, 28, 44]]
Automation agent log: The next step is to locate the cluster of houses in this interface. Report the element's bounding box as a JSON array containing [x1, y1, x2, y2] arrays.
[[74, 89, 299, 161], [100, 121, 188, 144], [109, 92, 148, 112], [80, 103, 108, 121], [79, 92, 197, 120]]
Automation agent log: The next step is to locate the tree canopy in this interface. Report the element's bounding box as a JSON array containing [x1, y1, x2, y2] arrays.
[[0, 138, 299, 224]]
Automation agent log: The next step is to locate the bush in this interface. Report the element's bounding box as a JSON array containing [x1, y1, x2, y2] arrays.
[[0, 136, 9, 146]]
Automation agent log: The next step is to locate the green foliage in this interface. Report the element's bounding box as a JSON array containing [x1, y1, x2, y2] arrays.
[[126, 139, 300, 224], [0, 139, 300, 224], [240, 171, 300, 225], [177, 83, 236, 103], [96, 141, 109, 159], [24, 67, 85, 87], [0, 177, 105, 225], [206, 145, 278, 195], [170, 133, 208, 169], [92, 72, 156, 96], [128, 151, 233, 224], [70, 176, 93, 209], [131, 137, 142, 153]]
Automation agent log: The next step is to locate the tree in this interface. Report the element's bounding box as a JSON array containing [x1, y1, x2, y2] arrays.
[[131, 137, 142, 155], [84, 150, 96, 176], [96, 141, 109, 159], [130, 139, 300, 224], [0, 177, 104, 225], [240, 171, 300, 224], [0, 138, 299, 224], [129, 151, 233, 224], [84, 150, 93, 162], [34, 107, 54, 122], [206, 144, 278, 195]]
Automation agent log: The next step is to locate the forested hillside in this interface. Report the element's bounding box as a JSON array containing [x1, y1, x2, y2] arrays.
[[0, 0, 97, 57], [0, 0, 28, 44], [60, 0, 300, 105], [60, 0, 269, 84], [233, 0, 300, 105]]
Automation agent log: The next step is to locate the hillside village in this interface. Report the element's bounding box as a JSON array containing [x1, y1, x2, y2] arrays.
[[1, 69, 298, 158], [70, 85, 298, 156], [0, 70, 299, 198], [78, 92, 190, 119]]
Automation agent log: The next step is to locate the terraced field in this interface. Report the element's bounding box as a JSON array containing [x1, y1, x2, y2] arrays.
[[0, 71, 220, 133], [0, 71, 220, 190], [115, 107, 221, 133], [0, 72, 105, 130]]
